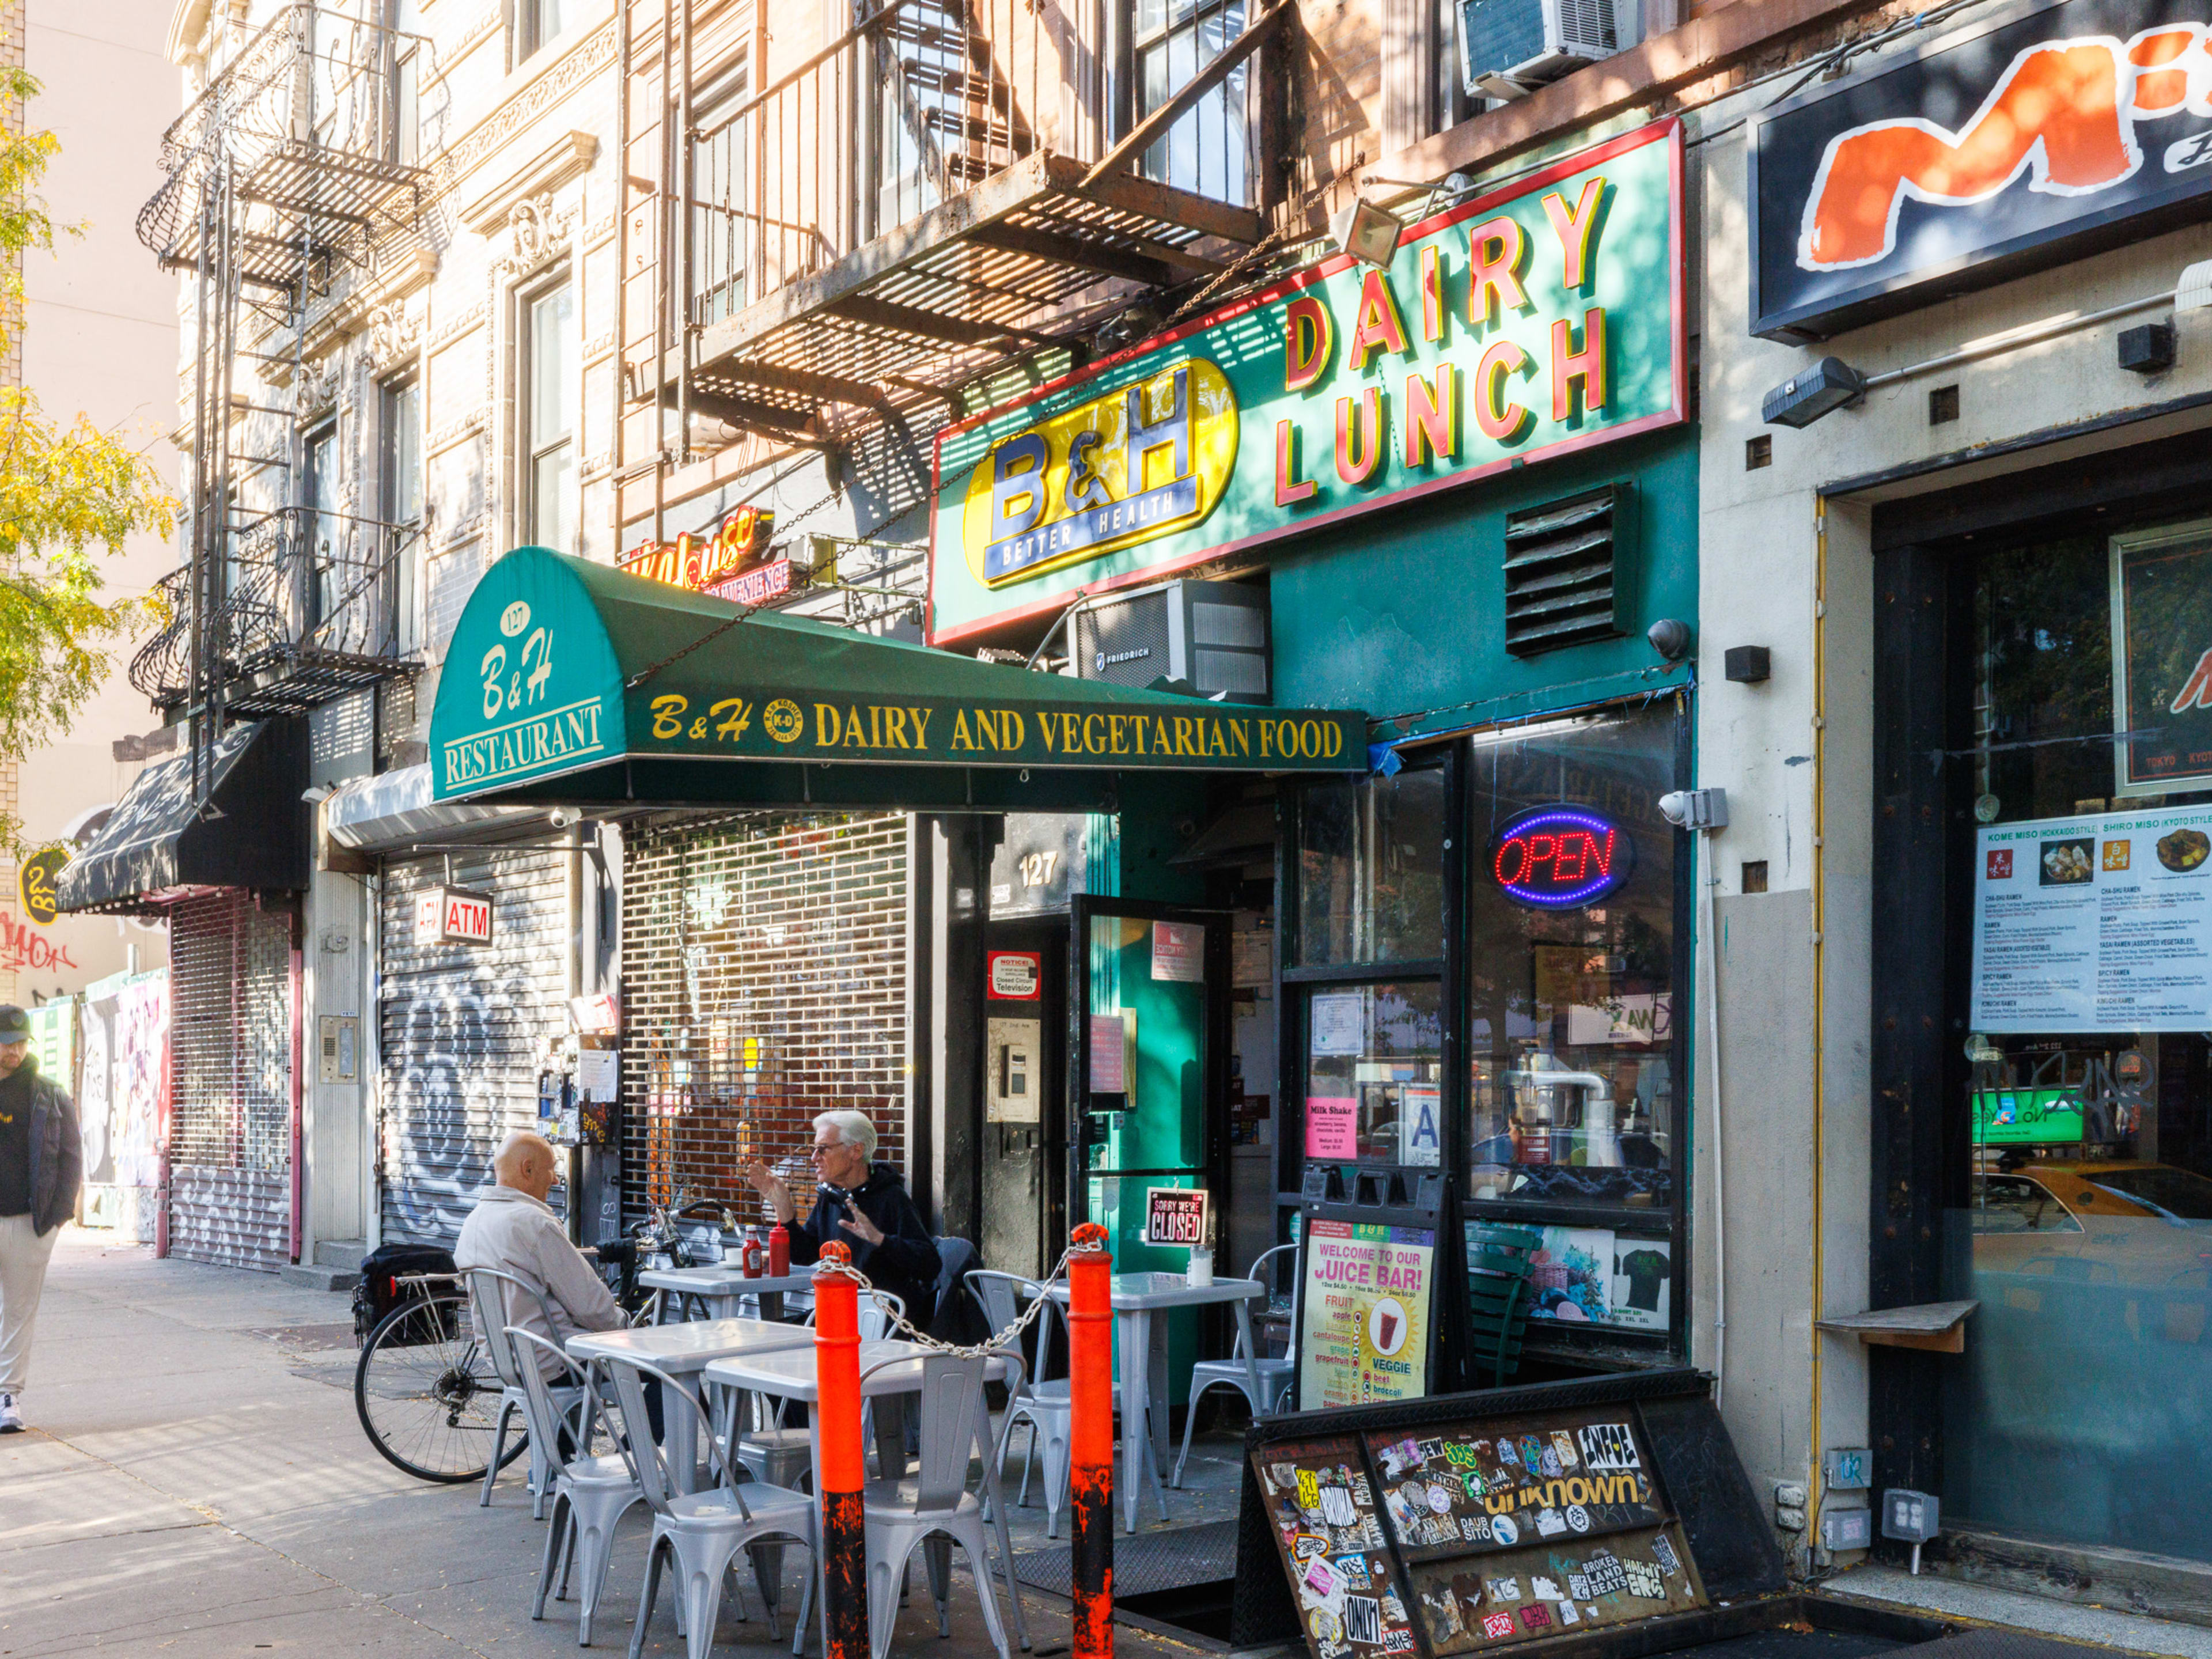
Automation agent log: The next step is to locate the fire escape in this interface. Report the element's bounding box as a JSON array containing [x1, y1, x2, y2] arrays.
[[132, 5, 430, 783], [635, 0, 1286, 474]]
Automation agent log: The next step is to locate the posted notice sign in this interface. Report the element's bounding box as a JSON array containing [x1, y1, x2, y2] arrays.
[[1300, 1220, 1435, 1409], [1972, 804, 2212, 1031], [1145, 1185, 1210, 1247]]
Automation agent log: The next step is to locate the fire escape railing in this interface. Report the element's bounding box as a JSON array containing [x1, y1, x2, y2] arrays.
[[131, 507, 425, 718]]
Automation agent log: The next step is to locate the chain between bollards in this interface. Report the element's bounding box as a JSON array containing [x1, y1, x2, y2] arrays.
[[813, 1241, 871, 1659], [1068, 1222, 1115, 1659]]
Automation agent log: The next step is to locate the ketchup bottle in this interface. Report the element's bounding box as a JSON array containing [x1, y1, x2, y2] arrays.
[[741, 1228, 766, 1278], [768, 1221, 791, 1278]]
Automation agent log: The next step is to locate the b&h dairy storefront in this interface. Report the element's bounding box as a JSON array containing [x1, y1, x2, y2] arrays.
[[1702, 0, 2212, 1601]]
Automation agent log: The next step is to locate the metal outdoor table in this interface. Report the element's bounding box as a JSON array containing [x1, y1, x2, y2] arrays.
[[641, 1263, 817, 1322], [703, 1339, 1029, 1650], [1046, 1272, 1267, 1532], [566, 1317, 815, 1495]]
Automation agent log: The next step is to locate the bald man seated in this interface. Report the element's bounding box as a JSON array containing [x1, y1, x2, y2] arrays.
[[454, 1131, 623, 1377]]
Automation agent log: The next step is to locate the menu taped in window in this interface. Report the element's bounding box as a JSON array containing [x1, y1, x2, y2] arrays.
[[1972, 805, 2212, 1032], [1299, 1220, 1435, 1408], [1254, 1438, 1422, 1659]]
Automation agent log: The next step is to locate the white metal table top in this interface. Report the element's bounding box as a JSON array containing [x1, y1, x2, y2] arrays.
[[1043, 1272, 1267, 1310], [565, 1317, 815, 1372], [704, 1339, 1010, 1403], [639, 1266, 816, 1297]]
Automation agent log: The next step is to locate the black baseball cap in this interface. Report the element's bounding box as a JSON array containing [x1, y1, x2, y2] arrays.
[[0, 1006, 29, 1043]]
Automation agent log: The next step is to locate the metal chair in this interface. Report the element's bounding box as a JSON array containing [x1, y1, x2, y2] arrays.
[[1464, 1222, 1545, 1388], [508, 1328, 646, 1646], [1173, 1243, 1297, 1487], [792, 1353, 1020, 1659], [601, 1352, 819, 1659], [965, 1271, 1157, 1537], [463, 1266, 589, 1517], [730, 1289, 904, 1490]]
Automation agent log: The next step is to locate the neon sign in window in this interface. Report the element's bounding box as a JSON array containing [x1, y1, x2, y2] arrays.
[[1490, 805, 1637, 910]]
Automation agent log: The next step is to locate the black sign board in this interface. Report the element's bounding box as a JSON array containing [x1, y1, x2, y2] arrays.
[[1253, 1437, 1425, 1659], [1751, 0, 2212, 341], [1365, 1411, 1665, 1560]]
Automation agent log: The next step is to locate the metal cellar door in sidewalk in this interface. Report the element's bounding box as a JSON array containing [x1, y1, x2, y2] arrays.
[[378, 848, 572, 1244], [168, 891, 299, 1272]]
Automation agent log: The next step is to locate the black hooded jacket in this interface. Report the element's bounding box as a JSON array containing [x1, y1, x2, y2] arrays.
[[785, 1161, 940, 1330], [0, 1055, 81, 1236]]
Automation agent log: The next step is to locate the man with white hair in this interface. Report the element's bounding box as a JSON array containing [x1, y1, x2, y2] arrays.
[[455, 1130, 622, 1376], [747, 1110, 939, 1475], [745, 1110, 939, 1328]]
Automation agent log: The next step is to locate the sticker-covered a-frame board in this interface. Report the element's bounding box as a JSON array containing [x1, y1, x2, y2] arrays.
[[1403, 1525, 1702, 1651], [1366, 1412, 1665, 1558], [1253, 1437, 1423, 1659]]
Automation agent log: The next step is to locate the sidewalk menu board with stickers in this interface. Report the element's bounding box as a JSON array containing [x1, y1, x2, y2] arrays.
[[1254, 1438, 1423, 1659], [1255, 1404, 1708, 1659]]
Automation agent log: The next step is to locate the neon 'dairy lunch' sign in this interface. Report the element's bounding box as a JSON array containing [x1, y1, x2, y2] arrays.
[[929, 120, 1685, 645]]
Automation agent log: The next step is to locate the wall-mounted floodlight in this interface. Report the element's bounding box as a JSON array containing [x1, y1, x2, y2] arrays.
[[1762, 357, 1867, 428], [1330, 197, 1404, 269]]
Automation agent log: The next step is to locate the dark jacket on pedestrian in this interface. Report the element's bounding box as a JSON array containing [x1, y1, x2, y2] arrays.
[[786, 1161, 940, 1330], [0, 1056, 81, 1236]]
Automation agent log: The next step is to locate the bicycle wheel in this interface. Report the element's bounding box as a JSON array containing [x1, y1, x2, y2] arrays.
[[353, 1292, 529, 1483]]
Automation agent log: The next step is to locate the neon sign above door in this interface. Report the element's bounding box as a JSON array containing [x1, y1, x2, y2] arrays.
[[1490, 805, 1635, 910]]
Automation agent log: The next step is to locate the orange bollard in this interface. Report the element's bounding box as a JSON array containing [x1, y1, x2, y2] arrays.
[[814, 1240, 869, 1659], [1069, 1222, 1115, 1659]]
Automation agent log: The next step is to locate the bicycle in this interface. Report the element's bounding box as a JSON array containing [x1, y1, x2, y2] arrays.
[[354, 1226, 663, 1484]]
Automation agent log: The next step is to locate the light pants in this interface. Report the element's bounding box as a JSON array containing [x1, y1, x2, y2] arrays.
[[0, 1213, 58, 1396]]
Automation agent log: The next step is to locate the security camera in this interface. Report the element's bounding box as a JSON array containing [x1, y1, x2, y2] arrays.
[[550, 806, 581, 830], [1659, 789, 1728, 831], [1647, 619, 1692, 662]]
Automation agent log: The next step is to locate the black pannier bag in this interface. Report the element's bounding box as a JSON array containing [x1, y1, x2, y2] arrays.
[[351, 1243, 460, 1346]]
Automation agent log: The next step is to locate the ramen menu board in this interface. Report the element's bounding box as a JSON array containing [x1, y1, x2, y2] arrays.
[[1255, 1438, 1423, 1659], [1257, 1408, 1706, 1658]]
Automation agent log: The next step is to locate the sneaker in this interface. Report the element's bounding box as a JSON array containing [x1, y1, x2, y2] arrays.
[[0, 1395, 20, 1433]]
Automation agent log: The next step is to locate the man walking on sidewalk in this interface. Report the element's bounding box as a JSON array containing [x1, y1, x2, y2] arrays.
[[0, 1004, 81, 1433]]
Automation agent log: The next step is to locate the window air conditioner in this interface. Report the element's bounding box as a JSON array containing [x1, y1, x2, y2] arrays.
[[1457, 0, 1618, 99], [1070, 579, 1271, 704]]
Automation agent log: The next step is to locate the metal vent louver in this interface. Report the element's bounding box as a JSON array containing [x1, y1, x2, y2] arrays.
[[1502, 483, 1634, 656]]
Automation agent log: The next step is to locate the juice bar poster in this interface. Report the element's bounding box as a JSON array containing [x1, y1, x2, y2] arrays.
[[1300, 1220, 1435, 1408]]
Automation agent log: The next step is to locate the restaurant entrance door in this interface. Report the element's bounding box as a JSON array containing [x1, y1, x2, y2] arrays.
[[1072, 897, 1229, 1401]]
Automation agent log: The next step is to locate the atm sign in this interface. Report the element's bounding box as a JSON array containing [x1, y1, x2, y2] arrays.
[[417, 885, 495, 945]]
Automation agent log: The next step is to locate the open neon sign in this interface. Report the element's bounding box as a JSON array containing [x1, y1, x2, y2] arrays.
[[1490, 806, 1635, 910]]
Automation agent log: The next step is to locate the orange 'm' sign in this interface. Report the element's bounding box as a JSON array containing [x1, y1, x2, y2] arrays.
[[1752, 3, 2212, 340], [1798, 26, 2207, 271]]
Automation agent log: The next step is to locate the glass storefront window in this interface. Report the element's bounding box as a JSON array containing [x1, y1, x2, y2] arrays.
[[1940, 520, 2212, 1563], [1301, 982, 1442, 1165], [1296, 767, 1445, 965], [1464, 709, 1678, 1216]]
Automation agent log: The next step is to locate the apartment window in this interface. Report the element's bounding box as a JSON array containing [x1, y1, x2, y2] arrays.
[[524, 280, 578, 554], [1131, 0, 1255, 206], [518, 0, 568, 59], [389, 46, 420, 166], [692, 66, 752, 325], [380, 376, 422, 652], [304, 422, 340, 630]]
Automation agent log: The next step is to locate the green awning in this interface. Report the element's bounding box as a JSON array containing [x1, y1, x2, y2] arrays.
[[430, 548, 1366, 813]]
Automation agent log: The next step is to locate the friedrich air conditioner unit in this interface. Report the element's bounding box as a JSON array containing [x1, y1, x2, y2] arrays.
[[1457, 0, 1617, 99], [1071, 579, 1271, 703]]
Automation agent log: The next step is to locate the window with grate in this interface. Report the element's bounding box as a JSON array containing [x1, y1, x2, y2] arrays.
[[1502, 483, 1634, 656], [620, 813, 911, 1227]]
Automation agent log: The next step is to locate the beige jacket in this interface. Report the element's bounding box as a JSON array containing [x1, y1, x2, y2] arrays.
[[453, 1184, 622, 1375]]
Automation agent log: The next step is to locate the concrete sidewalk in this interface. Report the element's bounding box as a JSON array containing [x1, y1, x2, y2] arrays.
[[0, 1230, 1225, 1658]]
